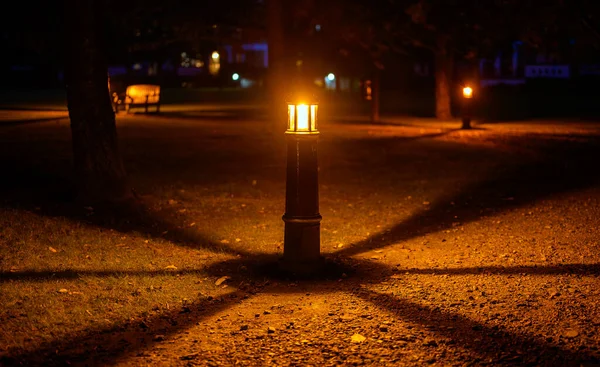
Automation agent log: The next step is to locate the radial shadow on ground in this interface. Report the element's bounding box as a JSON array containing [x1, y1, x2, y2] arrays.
[[336, 136, 600, 257], [3, 256, 600, 365], [355, 289, 599, 366], [3, 260, 599, 284], [0, 290, 245, 367], [0, 167, 251, 256]]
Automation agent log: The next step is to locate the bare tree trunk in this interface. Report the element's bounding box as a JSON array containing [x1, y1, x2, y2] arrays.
[[267, 0, 286, 132], [435, 35, 453, 120], [65, 0, 130, 204]]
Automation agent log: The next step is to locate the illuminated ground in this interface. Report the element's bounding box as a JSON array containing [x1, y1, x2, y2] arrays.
[[1, 108, 600, 366]]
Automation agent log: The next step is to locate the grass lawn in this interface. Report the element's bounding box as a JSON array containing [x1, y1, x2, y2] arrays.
[[1, 111, 600, 366]]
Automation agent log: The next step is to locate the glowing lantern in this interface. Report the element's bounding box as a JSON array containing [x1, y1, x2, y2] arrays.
[[463, 86, 473, 99], [287, 101, 318, 134]]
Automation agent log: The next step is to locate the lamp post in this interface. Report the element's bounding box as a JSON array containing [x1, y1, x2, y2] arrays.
[[282, 98, 322, 273], [461, 86, 474, 129]]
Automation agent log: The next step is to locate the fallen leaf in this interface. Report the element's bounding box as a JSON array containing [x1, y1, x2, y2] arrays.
[[563, 329, 579, 338], [58, 289, 68, 294], [235, 238, 242, 242], [164, 265, 178, 270], [351, 333, 366, 343], [215, 276, 230, 286], [48, 247, 57, 253], [220, 239, 230, 244], [189, 222, 196, 227]]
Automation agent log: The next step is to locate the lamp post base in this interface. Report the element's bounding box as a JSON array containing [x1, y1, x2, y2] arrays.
[[278, 254, 325, 277], [461, 117, 472, 129], [282, 214, 321, 264]]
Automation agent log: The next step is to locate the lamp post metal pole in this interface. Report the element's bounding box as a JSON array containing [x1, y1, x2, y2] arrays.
[[282, 104, 322, 273], [461, 100, 471, 129]]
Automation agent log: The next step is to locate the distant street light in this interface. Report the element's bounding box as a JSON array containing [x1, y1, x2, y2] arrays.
[[282, 98, 322, 273], [327, 73, 335, 81], [232, 73, 240, 81], [462, 86, 474, 129], [211, 51, 220, 60]]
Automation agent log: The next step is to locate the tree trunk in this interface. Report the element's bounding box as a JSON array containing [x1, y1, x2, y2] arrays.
[[65, 0, 130, 204], [435, 35, 453, 120], [267, 0, 286, 132]]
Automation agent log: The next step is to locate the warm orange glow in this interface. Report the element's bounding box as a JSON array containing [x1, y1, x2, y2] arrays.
[[463, 86, 473, 98], [297, 104, 309, 130], [287, 102, 318, 134], [126, 84, 160, 104]]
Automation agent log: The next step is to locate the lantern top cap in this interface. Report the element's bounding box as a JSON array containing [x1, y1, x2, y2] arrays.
[[286, 93, 319, 105]]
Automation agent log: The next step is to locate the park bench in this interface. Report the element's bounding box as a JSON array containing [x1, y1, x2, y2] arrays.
[[120, 84, 161, 114]]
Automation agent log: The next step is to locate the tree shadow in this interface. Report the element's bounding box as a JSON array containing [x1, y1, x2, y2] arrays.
[[337, 136, 600, 257]]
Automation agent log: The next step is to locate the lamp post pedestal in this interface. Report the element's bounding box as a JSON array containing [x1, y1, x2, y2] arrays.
[[281, 134, 322, 274], [462, 98, 472, 129], [461, 117, 471, 129]]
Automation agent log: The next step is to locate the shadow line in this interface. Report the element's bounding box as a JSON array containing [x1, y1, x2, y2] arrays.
[[337, 138, 600, 257], [1, 290, 245, 367], [0, 268, 206, 282], [0, 117, 67, 127], [3, 262, 598, 284], [393, 263, 600, 277], [3, 259, 600, 365], [355, 288, 600, 366]]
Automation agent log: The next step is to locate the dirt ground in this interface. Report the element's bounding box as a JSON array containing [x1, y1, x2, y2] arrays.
[[1, 112, 600, 366]]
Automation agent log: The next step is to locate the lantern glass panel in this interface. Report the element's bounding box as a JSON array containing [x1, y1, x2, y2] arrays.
[[288, 105, 295, 131], [463, 87, 473, 98], [296, 104, 309, 131]]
